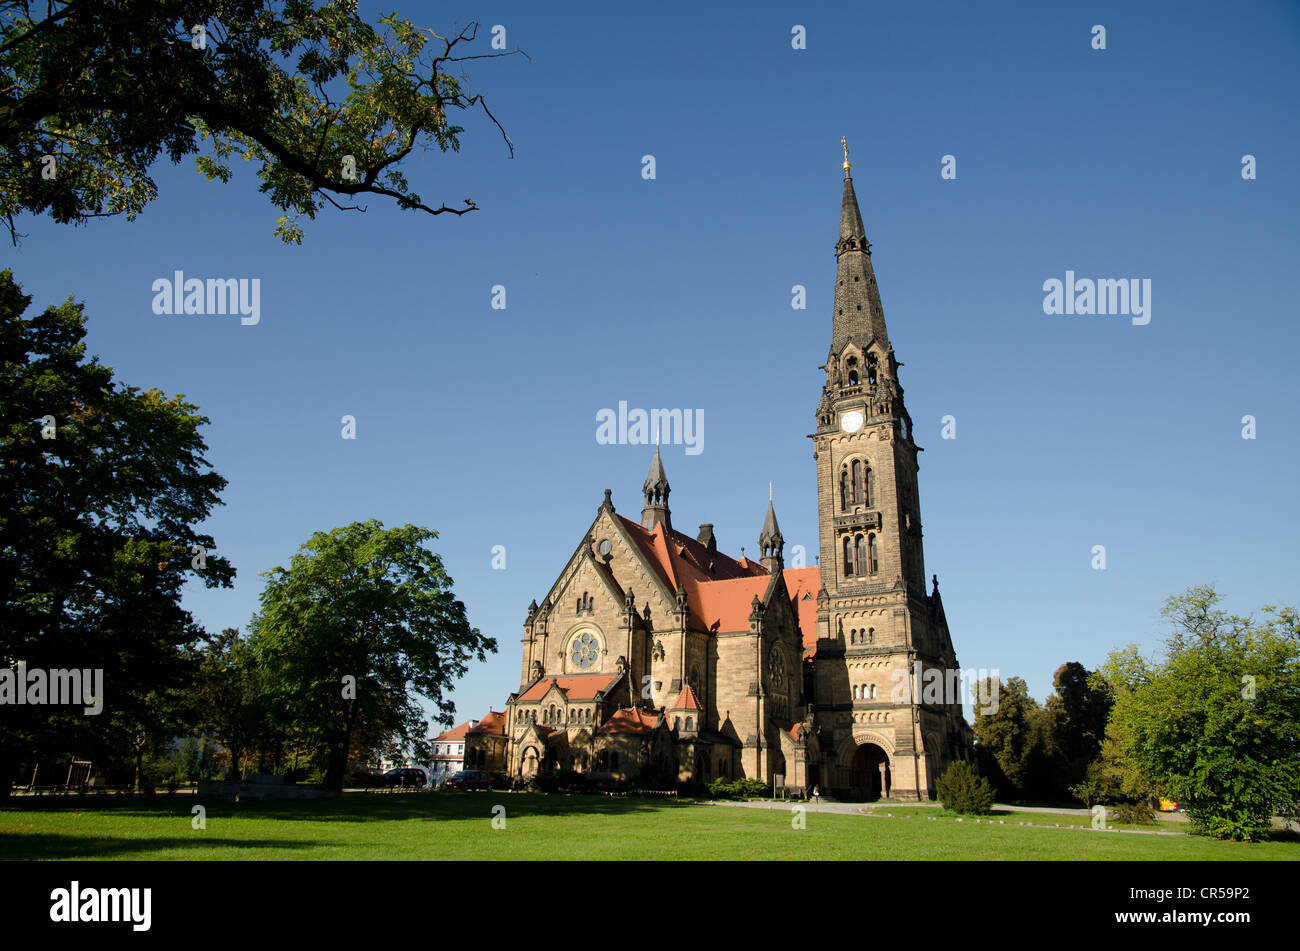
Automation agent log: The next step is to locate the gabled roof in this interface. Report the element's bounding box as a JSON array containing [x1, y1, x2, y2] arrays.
[[669, 685, 703, 712], [614, 516, 821, 641], [433, 721, 473, 742], [597, 707, 662, 736], [467, 710, 507, 735], [517, 674, 620, 703], [617, 516, 765, 595]]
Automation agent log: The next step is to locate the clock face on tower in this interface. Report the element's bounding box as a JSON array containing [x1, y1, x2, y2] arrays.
[[841, 410, 864, 433]]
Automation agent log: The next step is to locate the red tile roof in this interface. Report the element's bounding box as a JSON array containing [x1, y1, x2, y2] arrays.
[[670, 685, 703, 711], [597, 707, 662, 736], [467, 710, 507, 735], [614, 515, 822, 645], [517, 674, 620, 703], [433, 721, 473, 742]]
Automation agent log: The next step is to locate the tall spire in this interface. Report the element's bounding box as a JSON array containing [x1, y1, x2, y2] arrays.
[[759, 497, 784, 572], [641, 447, 671, 531], [831, 141, 889, 359]]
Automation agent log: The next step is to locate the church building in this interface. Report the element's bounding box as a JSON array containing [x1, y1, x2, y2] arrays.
[[499, 148, 973, 800]]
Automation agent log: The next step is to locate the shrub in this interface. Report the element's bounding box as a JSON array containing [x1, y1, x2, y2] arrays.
[[935, 761, 995, 815], [1110, 800, 1157, 825], [1069, 762, 1105, 808], [528, 769, 592, 794], [706, 777, 769, 800]]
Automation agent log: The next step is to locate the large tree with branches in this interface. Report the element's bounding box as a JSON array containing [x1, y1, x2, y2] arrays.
[[0, 0, 521, 243]]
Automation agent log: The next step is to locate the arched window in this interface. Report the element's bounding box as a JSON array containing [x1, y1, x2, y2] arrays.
[[868, 534, 879, 574], [852, 685, 859, 699], [856, 534, 868, 574], [852, 460, 863, 504], [868, 628, 875, 645], [843, 537, 854, 576], [674, 717, 681, 730], [870, 685, 877, 700], [840, 470, 848, 509], [686, 716, 694, 731], [864, 467, 874, 507], [867, 353, 879, 386]]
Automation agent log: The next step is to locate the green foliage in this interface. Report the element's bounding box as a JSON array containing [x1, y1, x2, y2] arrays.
[[1043, 661, 1113, 798], [253, 519, 496, 789], [935, 760, 995, 815], [172, 736, 200, 784], [1068, 761, 1105, 808], [0, 1, 522, 244], [1110, 801, 1157, 825], [973, 676, 1042, 801], [1097, 586, 1300, 841], [528, 769, 589, 794], [0, 270, 231, 796], [707, 777, 768, 800]]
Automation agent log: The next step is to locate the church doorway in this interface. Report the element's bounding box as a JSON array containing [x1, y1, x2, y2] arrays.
[[521, 747, 539, 780], [847, 743, 890, 800]]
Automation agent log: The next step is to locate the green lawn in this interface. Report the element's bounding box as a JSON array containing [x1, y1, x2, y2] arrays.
[[0, 792, 1295, 860]]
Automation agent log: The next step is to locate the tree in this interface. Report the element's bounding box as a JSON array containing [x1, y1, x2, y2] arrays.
[[1098, 586, 1300, 841], [972, 676, 1043, 802], [193, 627, 266, 780], [0, 270, 233, 797], [1043, 661, 1112, 799], [0, 1, 523, 244], [253, 520, 495, 790], [935, 760, 994, 815]]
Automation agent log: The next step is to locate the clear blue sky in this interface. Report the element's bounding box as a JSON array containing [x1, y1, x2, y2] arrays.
[[6, 0, 1298, 727]]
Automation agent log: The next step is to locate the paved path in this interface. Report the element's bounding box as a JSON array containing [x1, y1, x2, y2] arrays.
[[700, 798, 1194, 824]]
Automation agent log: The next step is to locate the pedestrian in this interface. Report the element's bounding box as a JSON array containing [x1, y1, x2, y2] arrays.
[[812, 784, 820, 804]]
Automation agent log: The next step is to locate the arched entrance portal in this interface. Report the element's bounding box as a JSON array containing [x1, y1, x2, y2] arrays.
[[848, 743, 891, 800], [521, 747, 539, 780]]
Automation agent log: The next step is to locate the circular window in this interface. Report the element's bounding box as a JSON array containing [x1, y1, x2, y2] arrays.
[[570, 632, 600, 670]]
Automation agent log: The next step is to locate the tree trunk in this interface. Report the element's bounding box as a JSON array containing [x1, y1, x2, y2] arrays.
[[324, 701, 357, 791]]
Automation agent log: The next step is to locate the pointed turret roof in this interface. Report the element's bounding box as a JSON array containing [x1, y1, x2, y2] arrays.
[[759, 500, 783, 549], [643, 445, 668, 492], [839, 174, 867, 246], [670, 684, 703, 712], [830, 145, 890, 359]]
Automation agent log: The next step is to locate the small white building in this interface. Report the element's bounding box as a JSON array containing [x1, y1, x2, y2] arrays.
[[427, 720, 474, 785]]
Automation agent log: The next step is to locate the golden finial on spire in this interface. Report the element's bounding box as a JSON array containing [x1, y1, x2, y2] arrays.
[[769, 481, 773, 502], [841, 136, 851, 176]]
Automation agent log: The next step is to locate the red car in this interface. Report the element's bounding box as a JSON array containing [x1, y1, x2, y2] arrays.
[[442, 770, 493, 791]]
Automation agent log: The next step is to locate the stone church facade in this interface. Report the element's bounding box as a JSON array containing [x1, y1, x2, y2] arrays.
[[499, 151, 973, 800]]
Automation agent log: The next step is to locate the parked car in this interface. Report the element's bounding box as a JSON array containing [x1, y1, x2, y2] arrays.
[[380, 767, 428, 789], [442, 770, 493, 791]]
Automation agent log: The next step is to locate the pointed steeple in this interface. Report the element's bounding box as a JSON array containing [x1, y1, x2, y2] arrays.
[[830, 140, 890, 360], [641, 447, 671, 531], [759, 490, 784, 573]]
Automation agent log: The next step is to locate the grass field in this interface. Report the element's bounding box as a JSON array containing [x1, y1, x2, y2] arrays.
[[1, 792, 1296, 860]]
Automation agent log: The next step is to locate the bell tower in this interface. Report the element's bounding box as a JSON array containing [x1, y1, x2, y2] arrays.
[[808, 139, 969, 801]]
